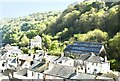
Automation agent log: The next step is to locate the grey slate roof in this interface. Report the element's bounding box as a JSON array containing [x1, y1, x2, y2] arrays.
[[56, 57, 72, 63], [45, 55, 60, 62], [74, 54, 91, 61], [71, 73, 96, 79], [86, 56, 103, 63], [29, 62, 46, 72], [64, 42, 103, 55], [44, 64, 75, 78]]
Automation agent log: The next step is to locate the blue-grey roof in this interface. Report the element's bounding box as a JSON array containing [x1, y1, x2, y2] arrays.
[[64, 42, 103, 54]]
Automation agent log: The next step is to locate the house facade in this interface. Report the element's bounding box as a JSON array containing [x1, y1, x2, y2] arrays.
[[76, 53, 110, 74], [31, 35, 42, 49]]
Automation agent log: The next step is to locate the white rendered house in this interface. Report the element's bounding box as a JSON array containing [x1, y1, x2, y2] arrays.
[[31, 35, 42, 49]]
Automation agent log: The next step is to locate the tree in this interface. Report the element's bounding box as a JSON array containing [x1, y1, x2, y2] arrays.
[[21, 23, 32, 31], [42, 34, 52, 49], [108, 32, 120, 60], [74, 29, 108, 43], [19, 34, 30, 47]]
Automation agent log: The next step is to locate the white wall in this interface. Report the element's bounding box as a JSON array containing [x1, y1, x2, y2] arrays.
[[101, 62, 110, 73], [86, 62, 102, 74], [61, 59, 74, 66], [0, 60, 7, 71], [27, 70, 44, 79]]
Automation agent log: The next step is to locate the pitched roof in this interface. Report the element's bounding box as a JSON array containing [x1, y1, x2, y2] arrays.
[[45, 55, 60, 62], [71, 73, 96, 79], [64, 42, 103, 55], [74, 54, 91, 61], [31, 35, 41, 42], [56, 57, 73, 63], [44, 64, 75, 78], [86, 55, 104, 63], [29, 62, 47, 72]]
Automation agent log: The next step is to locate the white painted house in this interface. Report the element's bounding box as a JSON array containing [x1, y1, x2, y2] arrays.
[[31, 35, 42, 49], [85, 54, 110, 74], [4, 44, 22, 57]]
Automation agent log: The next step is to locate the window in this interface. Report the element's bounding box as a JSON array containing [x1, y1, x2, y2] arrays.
[[96, 63, 98, 66], [32, 72, 34, 76], [2, 63, 4, 67], [81, 67, 83, 70]]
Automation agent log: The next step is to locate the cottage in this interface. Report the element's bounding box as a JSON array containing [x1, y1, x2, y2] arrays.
[[74, 54, 90, 67], [27, 62, 47, 79], [31, 35, 42, 49], [85, 53, 110, 74], [64, 42, 105, 57], [4, 44, 22, 57], [74, 54, 91, 73]]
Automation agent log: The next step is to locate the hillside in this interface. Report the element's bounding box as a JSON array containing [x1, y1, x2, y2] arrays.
[[0, 0, 120, 71], [46, 1, 120, 39]]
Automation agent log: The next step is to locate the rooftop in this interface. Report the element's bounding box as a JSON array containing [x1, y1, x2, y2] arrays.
[[44, 64, 75, 78], [29, 62, 47, 72], [71, 73, 96, 79], [74, 54, 91, 61], [86, 55, 104, 63], [64, 42, 104, 54]]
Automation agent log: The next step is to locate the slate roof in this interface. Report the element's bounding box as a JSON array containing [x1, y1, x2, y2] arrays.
[[44, 64, 75, 78], [45, 55, 60, 62], [71, 73, 96, 79], [29, 62, 47, 72], [86, 56, 104, 63], [56, 57, 72, 63], [74, 54, 91, 61], [64, 42, 103, 55]]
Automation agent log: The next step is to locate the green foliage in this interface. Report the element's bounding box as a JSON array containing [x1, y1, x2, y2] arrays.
[[108, 32, 120, 60], [19, 34, 29, 47], [42, 34, 52, 49], [110, 59, 120, 71], [20, 47, 29, 54], [74, 29, 108, 43]]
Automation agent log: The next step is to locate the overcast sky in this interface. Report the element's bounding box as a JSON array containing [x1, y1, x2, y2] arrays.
[[0, 0, 84, 19]]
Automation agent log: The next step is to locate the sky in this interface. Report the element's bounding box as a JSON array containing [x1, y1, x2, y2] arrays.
[[0, 0, 84, 19]]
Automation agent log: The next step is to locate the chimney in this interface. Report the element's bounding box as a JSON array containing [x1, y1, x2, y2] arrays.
[[61, 53, 64, 57], [75, 66, 79, 75], [48, 62, 54, 70], [91, 52, 95, 56], [104, 56, 107, 62]]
